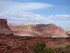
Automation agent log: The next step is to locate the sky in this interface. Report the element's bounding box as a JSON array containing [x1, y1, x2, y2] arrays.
[[0, 0, 70, 28]]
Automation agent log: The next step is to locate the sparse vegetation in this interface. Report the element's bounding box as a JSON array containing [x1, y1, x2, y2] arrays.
[[43, 48, 54, 53], [0, 33, 70, 53], [6, 52, 10, 53], [31, 41, 55, 53], [55, 47, 64, 53], [0, 42, 3, 46], [65, 45, 70, 48], [56, 41, 63, 45], [6, 45, 12, 50], [13, 40, 17, 42]]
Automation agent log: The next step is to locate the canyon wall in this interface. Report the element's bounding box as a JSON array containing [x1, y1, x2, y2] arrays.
[[0, 19, 12, 34]]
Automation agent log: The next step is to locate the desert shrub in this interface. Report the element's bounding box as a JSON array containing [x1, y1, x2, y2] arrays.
[[44, 48, 55, 53], [0, 42, 3, 46], [55, 47, 64, 53], [55, 46, 70, 53], [6, 52, 10, 53], [31, 41, 55, 53], [13, 40, 17, 42], [65, 45, 70, 48], [31, 41, 46, 53], [6, 45, 12, 50], [56, 41, 63, 45]]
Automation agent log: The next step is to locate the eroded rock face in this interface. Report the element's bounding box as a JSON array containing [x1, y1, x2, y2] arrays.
[[0, 19, 12, 34], [9, 23, 68, 37], [31, 24, 67, 37]]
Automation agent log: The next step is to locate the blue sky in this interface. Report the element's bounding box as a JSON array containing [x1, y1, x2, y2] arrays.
[[0, 0, 70, 28]]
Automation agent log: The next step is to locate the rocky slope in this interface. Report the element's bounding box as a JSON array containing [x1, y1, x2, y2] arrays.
[[31, 24, 67, 37], [64, 29, 70, 36], [9, 23, 68, 38], [0, 33, 70, 53], [0, 19, 12, 34]]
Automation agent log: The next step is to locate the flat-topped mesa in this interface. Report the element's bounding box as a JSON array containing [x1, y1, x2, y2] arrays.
[[0, 19, 12, 34]]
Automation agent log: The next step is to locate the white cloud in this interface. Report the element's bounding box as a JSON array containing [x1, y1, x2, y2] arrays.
[[7, 2, 53, 12], [0, 12, 48, 23], [0, 1, 14, 5], [0, 12, 70, 22], [47, 14, 70, 28], [0, 0, 53, 12], [47, 14, 70, 21], [0, 1, 17, 12], [0, 12, 70, 28]]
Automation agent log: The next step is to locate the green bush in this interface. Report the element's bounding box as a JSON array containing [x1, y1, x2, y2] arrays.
[[55, 47, 64, 53], [0, 42, 3, 46], [44, 48, 55, 53], [6, 45, 12, 50], [65, 45, 70, 48], [31, 41, 55, 53]]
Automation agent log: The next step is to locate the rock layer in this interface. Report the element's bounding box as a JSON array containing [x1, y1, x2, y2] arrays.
[[9, 23, 68, 37], [0, 19, 12, 34], [31, 24, 67, 37]]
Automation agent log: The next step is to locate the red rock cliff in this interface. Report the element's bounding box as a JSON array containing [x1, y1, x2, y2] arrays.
[[0, 19, 12, 34]]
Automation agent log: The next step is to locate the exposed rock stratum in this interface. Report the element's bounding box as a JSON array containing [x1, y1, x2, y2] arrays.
[[9, 23, 68, 38], [0, 19, 12, 34]]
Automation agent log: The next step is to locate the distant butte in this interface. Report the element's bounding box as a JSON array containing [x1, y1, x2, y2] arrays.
[[0, 19, 12, 34]]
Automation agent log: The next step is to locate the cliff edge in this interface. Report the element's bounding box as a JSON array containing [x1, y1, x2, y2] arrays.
[[0, 19, 12, 34]]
